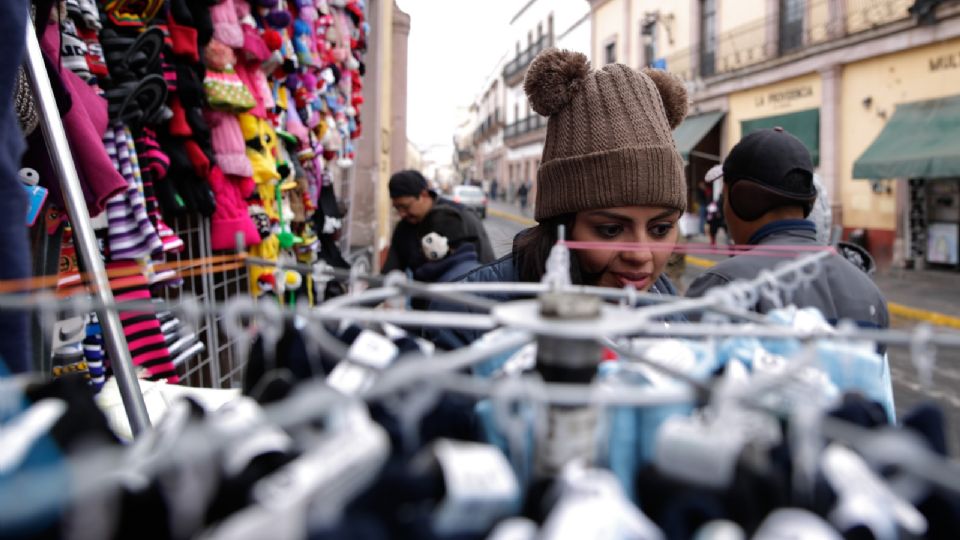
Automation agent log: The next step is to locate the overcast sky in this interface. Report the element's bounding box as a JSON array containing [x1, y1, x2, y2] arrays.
[[395, 0, 515, 163]]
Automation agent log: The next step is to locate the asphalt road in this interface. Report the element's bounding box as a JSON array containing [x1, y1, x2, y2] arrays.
[[484, 211, 527, 258], [482, 212, 960, 454]]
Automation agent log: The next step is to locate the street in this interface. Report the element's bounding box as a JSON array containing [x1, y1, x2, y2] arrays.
[[482, 206, 960, 453]]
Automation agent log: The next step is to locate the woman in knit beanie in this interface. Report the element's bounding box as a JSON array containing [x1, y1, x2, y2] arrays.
[[461, 48, 689, 293]]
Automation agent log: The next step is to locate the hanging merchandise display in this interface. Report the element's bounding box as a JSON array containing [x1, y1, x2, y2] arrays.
[[15, 0, 368, 393]]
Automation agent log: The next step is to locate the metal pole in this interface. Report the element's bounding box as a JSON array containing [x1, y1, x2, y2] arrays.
[[23, 18, 151, 435]]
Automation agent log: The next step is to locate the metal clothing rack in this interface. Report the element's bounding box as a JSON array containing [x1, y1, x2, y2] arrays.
[[6, 242, 960, 433], [7, 255, 960, 533], [22, 17, 150, 435]]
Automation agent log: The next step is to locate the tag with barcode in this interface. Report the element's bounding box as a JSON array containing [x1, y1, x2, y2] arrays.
[[432, 440, 520, 535], [347, 330, 399, 370]]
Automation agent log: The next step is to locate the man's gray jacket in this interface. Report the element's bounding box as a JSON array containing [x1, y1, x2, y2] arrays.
[[686, 220, 889, 331]]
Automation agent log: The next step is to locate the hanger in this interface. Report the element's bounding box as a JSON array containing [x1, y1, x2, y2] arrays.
[[198, 395, 389, 540]]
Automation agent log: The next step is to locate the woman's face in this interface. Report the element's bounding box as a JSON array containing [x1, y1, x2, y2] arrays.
[[570, 206, 681, 291]]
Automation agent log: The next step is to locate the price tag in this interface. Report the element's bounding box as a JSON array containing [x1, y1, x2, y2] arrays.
[[326, 362, 374, 395], [432, 440, 520, 536], [19, 168, 47, 227], [347, 330, 398, 370]]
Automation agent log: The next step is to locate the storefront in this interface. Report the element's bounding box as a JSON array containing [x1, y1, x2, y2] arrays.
[[853, 94, 960, 270], [673, 110, 725, 212], [725, 73, 822, 161], [842, 37, 960, 269]]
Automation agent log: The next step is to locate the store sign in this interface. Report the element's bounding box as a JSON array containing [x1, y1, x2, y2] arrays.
[[929, 53, 959, 72], [754, 85, 814, 108]]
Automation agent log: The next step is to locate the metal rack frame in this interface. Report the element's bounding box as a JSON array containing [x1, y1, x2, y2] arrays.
[[23, 17, 150, 435]]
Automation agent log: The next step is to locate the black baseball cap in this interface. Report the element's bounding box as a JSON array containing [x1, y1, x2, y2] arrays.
[[722, 127, 817, 220], [389, 170, 429, 198]]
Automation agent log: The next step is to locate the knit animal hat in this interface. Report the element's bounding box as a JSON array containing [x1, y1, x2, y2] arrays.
[[524, 49, 688, 221]]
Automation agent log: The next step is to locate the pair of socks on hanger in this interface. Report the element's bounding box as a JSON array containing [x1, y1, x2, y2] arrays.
[[155, 304, 205, 367]]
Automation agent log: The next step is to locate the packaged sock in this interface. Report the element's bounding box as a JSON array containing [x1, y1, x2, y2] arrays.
[[83, 315, 107, 392], [50, 317, 90, 381]]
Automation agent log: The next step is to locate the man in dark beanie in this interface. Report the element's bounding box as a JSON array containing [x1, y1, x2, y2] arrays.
[[382, 170, 494, 274], [686, 127, 888, 335]]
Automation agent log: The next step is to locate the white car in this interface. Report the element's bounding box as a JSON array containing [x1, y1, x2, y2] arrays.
[[449, 185, 488, 219]]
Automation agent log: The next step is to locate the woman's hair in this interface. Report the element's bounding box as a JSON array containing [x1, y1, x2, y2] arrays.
[[513, 214, 594, 284]]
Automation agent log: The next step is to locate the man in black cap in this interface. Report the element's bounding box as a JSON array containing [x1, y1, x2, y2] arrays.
[[382, 170, 494, 273], [686, 128, 889, 332]]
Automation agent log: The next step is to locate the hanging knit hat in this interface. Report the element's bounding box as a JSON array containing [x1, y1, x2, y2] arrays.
[[210, 0, 244, 49], [208, 166, 261, 251], [206, 110, 254, 177], [523, 48, 688, 221]]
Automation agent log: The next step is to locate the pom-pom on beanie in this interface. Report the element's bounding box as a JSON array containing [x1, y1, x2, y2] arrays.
[[523, 48, 689, 221]]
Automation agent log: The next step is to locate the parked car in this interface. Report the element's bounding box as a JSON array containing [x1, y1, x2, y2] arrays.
[[448, 184, 488, 219]]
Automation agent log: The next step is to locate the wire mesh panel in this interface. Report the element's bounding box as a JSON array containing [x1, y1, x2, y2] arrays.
[[160, 214, 248, 389], [208, 251, 249, 389]]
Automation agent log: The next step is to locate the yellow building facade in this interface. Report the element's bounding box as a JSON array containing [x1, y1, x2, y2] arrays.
[[588, 0, 960, 269], [840, 38, 960, 229]]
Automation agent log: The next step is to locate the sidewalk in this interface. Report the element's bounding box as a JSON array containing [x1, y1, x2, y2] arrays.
[[489, 205, 960, 329], [488, 199, 536, 226]]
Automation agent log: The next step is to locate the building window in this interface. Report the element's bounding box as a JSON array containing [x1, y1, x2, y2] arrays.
[[641, 17, 658, 67], [778, 0, 805, 54], [604, 40, 617, 64], [699, 0, 716, 77], [537, 22, 543, 40]]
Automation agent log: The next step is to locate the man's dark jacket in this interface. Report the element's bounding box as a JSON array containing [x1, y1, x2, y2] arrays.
[[381, 194, 494, 273]]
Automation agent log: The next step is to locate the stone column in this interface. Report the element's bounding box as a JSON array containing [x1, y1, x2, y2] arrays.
[[390, 4, 410, 177], [819, 64, 842, 227], [350, 0, 384, 252]]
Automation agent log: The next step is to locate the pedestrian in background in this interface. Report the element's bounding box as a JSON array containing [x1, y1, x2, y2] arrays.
[[490, 178, 498, 203], [686, 128, 889, 334], [382, 170, 494, 274], [704, 165, 726, 246], [516, 180, 530, 214]]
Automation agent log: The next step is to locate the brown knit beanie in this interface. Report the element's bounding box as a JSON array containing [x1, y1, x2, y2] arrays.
[[524, 48, 688, 221]]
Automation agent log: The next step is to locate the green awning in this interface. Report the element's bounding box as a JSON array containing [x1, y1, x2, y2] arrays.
[[853, 95, 960, 180], [673, 110, 725, 162], [741, 108, 820, 166]]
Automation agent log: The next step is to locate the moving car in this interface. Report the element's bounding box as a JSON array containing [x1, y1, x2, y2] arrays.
[[449, 184, 488, 219]]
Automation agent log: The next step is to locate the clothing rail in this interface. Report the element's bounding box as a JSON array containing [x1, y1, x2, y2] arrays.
[[5, 249, 960, 346], [10, 246, 960, 435], [22, 17, 150, 435], [6, 290, 960, 348]]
